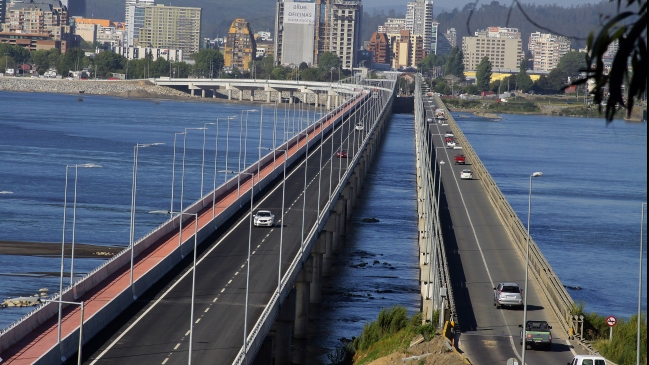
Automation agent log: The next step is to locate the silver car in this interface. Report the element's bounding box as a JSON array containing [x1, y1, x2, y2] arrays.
[[253, 210, 275, 227], [494, 282, 523, 309]]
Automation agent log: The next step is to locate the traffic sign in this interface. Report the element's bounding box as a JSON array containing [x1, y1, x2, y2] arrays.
[[606, 316, 617, 327]]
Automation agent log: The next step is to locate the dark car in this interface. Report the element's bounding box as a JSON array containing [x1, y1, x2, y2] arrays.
[[336, 149, 347, 158]]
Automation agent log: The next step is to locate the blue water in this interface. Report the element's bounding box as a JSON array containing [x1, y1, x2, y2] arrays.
[[0, 91, 324, 329], [454, 112, 647, 318]]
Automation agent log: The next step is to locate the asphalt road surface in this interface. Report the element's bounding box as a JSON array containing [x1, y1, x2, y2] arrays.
[[423, 96, 579, 365], [82, 95, 381, 365]]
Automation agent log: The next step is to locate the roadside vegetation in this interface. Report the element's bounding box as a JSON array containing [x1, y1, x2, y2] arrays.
[[328, 306, 439, 365], [571, 303, 647, 365]]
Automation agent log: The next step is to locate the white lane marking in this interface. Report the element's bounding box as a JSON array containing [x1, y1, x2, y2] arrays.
[[162, 358, 169, 364], [204, 308, 210, 313], [185, 330, 190, 336], [90, 108, 356, 363], [566, 339, 577, 356], [174, 343, 180, 350], [213, 297, 218, 302], [227, 279, 232, 285], [221, 288, 225, 293], [195, 318, 201, 324], [234, 271, 239, 275]]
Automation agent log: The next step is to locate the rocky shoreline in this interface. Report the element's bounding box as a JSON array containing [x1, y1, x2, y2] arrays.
[[0, 77, 192, 100]]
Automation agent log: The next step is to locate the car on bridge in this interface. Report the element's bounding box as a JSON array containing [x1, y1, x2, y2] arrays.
[[460, 169, 473, 180], [336, 149, 347, 158], [253, 210, 275, 227], [520, 320, 552, 350], [355, 122, 364, 131], [568, 355, 607, 365], [493, 282, 523, 309], [454, 154, 466, 164]]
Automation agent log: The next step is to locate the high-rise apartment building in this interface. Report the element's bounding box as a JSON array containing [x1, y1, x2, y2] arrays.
[[61, 0, 83, 16], [393, 29, 410, 69], [367, 31, 389, 65], [462, 26, 524, 71], [405, 0, 433, 54], [1, 0, 6, 26], [274, 0, 362, 70], [2, 0, 69, 38], [125, 0, 153, 47], [528, 32, 571, 71], [224, 18, 256, 70], [136, 4, 201, 60]]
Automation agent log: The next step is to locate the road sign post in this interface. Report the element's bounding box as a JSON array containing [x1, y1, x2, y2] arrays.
[[606, 315, 617, 342]]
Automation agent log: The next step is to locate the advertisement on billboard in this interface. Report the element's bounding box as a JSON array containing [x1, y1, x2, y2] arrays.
[[283, 1, 316, 25]]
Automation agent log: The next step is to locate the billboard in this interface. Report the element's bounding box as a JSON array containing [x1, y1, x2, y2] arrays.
[[283, 1, 316, 25]]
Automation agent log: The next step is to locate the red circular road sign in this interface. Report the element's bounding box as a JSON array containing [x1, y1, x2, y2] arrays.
[[606, 316, 617, 327]]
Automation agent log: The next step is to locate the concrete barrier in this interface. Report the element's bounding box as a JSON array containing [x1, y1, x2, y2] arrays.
[[434, 95, 574, 333]]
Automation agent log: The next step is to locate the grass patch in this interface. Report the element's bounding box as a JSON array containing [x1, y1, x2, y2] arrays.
[[328, 307, 438, 365]]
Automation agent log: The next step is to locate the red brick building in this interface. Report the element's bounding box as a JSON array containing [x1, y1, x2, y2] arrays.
[[367, 32, 390, 65]]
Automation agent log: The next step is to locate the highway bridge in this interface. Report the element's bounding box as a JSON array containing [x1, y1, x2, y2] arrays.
[[0, 74, 603, 365]]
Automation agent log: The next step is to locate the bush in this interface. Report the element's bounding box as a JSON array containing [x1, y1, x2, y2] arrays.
[[592, 314, 647, 365]]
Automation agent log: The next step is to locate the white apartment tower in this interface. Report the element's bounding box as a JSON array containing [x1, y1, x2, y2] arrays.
[[528, 32, 571, 71], [405, 0, 434, 54], [125, 0, 154, 47]]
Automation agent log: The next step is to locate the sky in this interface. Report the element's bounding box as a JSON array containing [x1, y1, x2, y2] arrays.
[[363, 0, 604, 12]]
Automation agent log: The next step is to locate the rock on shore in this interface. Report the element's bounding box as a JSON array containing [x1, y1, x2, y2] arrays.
[[0, 77, 189, 99]]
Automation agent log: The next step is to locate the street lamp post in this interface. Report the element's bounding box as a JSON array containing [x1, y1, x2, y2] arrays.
[[224, 116, 237, 183], [58, 163, 101, 344], [217, 170, 255, 365], [129, 143, 164, 298], [201, 122, 219, 198], [522, 171, 543, 365], [181, 127, 207, 214], [45, 299, 84, 363], [149, 210, 198, 365], [171, 132, 186, 214], [239, 109, 258, 172]]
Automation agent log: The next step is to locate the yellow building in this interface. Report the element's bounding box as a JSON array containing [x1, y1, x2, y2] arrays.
[[224, 18, 256, 71]]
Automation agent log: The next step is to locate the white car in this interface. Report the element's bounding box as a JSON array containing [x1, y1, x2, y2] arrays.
[[355, 122, 364, 131], [460, 169, 473, 180], [253, 210, 275, 227]]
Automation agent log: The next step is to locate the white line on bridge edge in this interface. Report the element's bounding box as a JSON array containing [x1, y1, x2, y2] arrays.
[[162, 358, 169, 364]]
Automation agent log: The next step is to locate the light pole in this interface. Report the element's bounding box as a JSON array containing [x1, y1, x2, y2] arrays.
[[239, 109, 258, 172], [68, 163, 103, 285], [224, 115, 238, 183], [181, 127, 207, 214], [522, 171, 543, 365], [201, 122, 219, 198], [58, 163, 101, 344], [129, 143, 164, 297], [45, 299, 84, 363], [171, 132, 186, 214], [149, 210, 198, 365], [217, 170, 255, 365], [638, 202, 647, 365]]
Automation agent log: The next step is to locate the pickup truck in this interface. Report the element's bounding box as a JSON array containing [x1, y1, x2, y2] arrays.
[[520, 320, 552, 350], [454, 154, 466, 164]]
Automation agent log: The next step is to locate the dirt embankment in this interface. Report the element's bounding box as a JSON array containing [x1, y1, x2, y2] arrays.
[[360, 336, 469, 365]]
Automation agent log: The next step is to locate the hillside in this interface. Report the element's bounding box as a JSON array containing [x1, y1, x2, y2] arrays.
[[84, 0, 618, 50]]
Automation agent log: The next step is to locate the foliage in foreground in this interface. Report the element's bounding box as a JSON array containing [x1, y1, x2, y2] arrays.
[[327, 307, 438, 365], [572, 303, 646, 365]]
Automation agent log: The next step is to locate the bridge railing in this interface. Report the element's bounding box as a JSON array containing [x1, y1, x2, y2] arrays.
[[433, 94, 574, 333], [414, 76, 458, 329], [233, 80, 397, 365]]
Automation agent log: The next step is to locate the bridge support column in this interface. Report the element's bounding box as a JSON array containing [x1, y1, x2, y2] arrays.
[[326, 94, 331, 110], [201, 89, 205, 98], [250, 90, 255, 102], [310, 236, 325, 303], [294, 257, 312, 339], [322, 230, 333, 276], [314, 93, 319, 108], [212, 89, 217, 98], [266, 91, 272, 103], [191, 89, 195, 97], [289, 92, 294, 104], [239, 90, 243, 101], [228, 89, 232, 100], [343, 186, 353, 221], [275, 288, 296, 365]]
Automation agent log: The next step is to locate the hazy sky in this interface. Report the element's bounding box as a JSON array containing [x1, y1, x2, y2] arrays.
[[364, 0, 603, 12]]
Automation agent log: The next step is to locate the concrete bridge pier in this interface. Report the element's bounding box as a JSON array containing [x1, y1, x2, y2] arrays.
[[190, 89, 195, 97], [239, 90, 243, 101], [250, 90, 255, 102], [310, 236, 325, 304], [212, 89, 217, 98], [289, 92, 294, 104], [314, 93, 319, 108], [228, 89, 232, 100], [293, 257, 312, 339], [343, 186, 353, 222], [322, 229, 334, 276], [201, 89, 205, 98], [266, 91, 272, 103], [274, 288, 296, 365]]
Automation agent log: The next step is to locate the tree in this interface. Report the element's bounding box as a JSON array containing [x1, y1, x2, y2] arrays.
[[475, 56, 493, 91], [92, 50, 126, 78], [516, 59, 533, 92], [57, 48, 89, 76], [318, 52, 341, 71], [270, 66, 288, 80], [193, 49, 224, 78], [574, 0, 646, 122], [556, 51, 587, 81], [418, 53, 447, 74], [444, 46, 465, 80]]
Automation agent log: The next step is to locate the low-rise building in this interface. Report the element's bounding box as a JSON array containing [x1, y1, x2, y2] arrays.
[[367, 31, 389, 65], [462, 26, 524, 71]]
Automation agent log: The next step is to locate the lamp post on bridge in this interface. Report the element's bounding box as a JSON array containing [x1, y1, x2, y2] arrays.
[[218, 170, 254, 365], [58, 163, 101, 344], [224, 115, 238, 183], [129, 143, 164, 298], [239, 109, 258, 173], [201, 121, 219, 199], [181, 127, 207, 215], [149, 210, 198, 365], [522, 171, 543, 365], [45, 299, 85, 363], [171, 132, 186, 214]]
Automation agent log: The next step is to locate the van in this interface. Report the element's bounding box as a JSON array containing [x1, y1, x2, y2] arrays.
[[568, 355, 607, 365]]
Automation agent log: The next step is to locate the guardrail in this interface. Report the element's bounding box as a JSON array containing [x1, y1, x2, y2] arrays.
[[414, 76, 458, 329], [232, 78, 397, 365], [433, 94, 574, 333]]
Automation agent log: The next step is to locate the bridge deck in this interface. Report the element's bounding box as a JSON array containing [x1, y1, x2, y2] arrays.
[[425, 96, 586, 365]]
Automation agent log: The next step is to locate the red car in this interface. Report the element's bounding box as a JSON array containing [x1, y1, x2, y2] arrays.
[[454, 154, 466, 164], [336, 149, 348, 158]]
